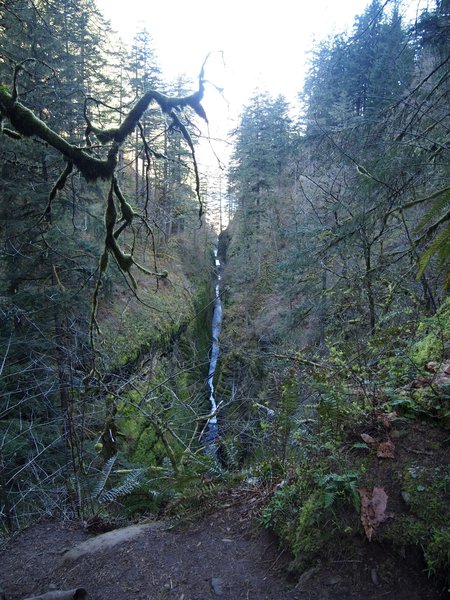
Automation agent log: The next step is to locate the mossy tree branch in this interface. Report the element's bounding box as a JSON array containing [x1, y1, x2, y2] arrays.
[[1, 60, 209, 346], [0, 64, 207, 182]]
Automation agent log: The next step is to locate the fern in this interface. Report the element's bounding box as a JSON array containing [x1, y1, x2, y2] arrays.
[[317, 471, 360, 511], [318, 393, 345, 435], [98, 469, 146, 504], [92, 455, 117, 499], [417, 187, 450, 229], [417, 221, 450, 281], [322, 491, 337, 509], [166, 478, 222, 521]]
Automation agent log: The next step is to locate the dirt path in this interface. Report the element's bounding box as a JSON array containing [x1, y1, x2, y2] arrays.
[[0, 503, 443, 600]]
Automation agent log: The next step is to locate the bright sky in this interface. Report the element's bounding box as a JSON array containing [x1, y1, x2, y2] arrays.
[[95, 1, 369, 166], [97, 0, 374, 110], [95, 0, 430, 223]]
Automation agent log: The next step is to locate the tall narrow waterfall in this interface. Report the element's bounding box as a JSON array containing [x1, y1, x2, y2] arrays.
[[204, 246, 222, 452]]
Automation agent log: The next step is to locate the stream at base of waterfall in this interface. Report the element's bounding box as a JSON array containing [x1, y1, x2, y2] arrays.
[[204, 245, 222, 454]]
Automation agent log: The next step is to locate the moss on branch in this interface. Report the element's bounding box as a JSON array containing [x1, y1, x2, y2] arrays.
[[0, 86, 116, 180], [1, 61, 209, 346], [1, 67, 207, 186], [87, 86, 207, 146]]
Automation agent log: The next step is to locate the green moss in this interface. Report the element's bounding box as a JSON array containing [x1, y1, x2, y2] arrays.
[[380, 463, 450, 586], [290, 493, 330, 569], [380, 514, 428, 547], [261, 446, 363, 571], [425, 529, 450, 583], [409, 297, 450, 366]]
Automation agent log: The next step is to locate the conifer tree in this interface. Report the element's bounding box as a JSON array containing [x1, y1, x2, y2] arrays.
[[229, 91, 292, 276], [0, 0, 124, 526], [0, 0, 209, 527]]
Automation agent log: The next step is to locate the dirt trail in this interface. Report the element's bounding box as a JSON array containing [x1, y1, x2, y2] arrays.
[[0, 499, 443, 600]]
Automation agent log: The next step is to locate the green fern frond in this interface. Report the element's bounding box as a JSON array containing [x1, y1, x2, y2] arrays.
[[417, 223, 450, 280], [99, 469, 145, 504], [417, 187, 450, 229], [322, 491, 337, 509], [166, 478, 222, 520], [93, 455, 117, 499]]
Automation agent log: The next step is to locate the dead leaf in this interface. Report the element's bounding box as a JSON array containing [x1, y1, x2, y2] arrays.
[[411, 376, 432, 388], [377, 440, 395, 459], [376, 411, 397, 430], [361, 433, 376, 445], [359, 486, 394, 541]]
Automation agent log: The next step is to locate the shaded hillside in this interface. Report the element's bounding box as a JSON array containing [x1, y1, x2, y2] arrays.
[[213, 1, 450, 593], [0, 0, 449, 597], [0, 0, 215, 531]]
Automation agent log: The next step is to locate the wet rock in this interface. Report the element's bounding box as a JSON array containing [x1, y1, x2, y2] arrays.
[[210, 578, 224, 596], [401, 491, 411, 506], [296, 566, 321, 586]]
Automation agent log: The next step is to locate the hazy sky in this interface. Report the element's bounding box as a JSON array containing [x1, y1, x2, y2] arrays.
[[96, 0, 372, 119], [95, 0, 377, 168], [95, 0, 429, 214]]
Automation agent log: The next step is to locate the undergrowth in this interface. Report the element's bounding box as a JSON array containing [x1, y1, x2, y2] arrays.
[[260, 439, 364, 571], [255, 301, 450, 590]]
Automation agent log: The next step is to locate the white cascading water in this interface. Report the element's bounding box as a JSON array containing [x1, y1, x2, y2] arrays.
[[204, 246, 222, 453]]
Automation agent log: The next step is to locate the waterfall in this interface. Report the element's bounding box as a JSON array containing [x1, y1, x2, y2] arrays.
[[204, 246, 222, 452]]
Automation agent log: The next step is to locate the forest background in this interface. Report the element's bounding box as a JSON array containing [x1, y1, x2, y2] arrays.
[[0, 0, 449, 593]]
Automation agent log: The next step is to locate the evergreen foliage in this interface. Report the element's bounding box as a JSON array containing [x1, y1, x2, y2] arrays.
[[1, 0, 449, 590], [0, 0, 213, 530], [221, 0, 450, 587]]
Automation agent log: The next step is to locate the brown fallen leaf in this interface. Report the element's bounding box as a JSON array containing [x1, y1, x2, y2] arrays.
[[377, 440, 395, 459], [411, 376, 432, 388], [359, 486, 394, 541], [361, 433, 376, 445], [376, 411, 397, 431]]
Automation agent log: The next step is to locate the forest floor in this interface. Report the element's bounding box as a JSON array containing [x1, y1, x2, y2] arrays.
[[0, 488, 444, 600]]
